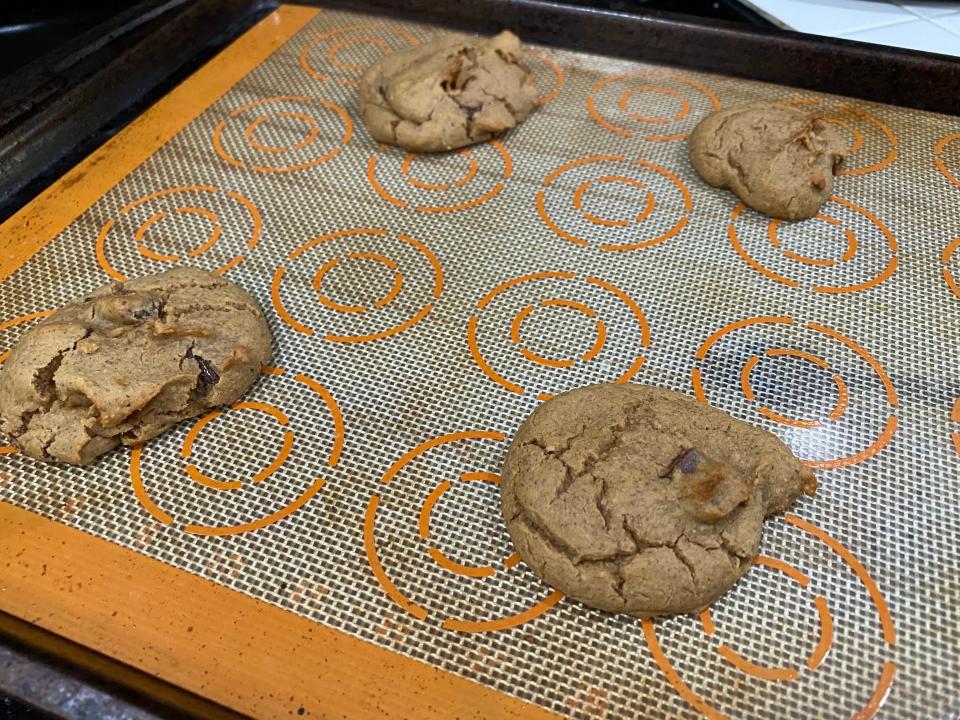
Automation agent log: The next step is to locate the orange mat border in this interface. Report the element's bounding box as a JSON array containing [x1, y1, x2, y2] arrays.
[[0, 5, 555, 718]]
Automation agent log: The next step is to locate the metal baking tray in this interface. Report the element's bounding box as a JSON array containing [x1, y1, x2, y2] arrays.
[[1, 2, 958, 718]]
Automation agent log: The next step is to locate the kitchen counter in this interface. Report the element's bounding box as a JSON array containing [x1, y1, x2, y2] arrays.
[[741, 0, 960, 55]]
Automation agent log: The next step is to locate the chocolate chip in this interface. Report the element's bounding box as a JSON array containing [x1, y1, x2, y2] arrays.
[[186, 346, 219, 386], [132, 300, 161, 320], [661, 448, 703, 478], [678, 449, 702, 474]]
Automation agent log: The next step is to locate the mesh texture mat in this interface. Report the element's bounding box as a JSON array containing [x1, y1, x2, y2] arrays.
[[1, 7, 959, 718]]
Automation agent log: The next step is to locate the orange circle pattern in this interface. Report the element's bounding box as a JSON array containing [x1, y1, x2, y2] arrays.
[[780, 98, 898, 176], [698, 556, 832, 681], [727, 197, 899, 294], [537, 155, 692, 252], [299, 23, 419, 87], [131, 368, 343, 536], [364, 430, 562, 631], [468, 272, 650, 400], [95, 185, 262, 281], [587, 70, 720, 141], [933, 131, 960, 189], [0, 310, 53, 364], [367, 140, 512, 213], [692, 316, 898, 469], [419, 471, 521, 578], [941, 235, 960, 300], [181, 402, 294, 491], [524, 49, 566, 106], [951, 397, 960, 459], [643, 515, 896, 720], [212, 95, 352, 173], [271, 228, 443, 343]]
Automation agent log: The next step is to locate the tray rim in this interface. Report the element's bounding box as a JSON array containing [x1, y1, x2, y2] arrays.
[[3, 0, 959, 226], [0, 1, 948, 717]]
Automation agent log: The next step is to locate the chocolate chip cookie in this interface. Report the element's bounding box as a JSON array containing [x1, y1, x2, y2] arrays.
[[0, 267, 272, 465], [359, 30, 538, 152], [689, 102, 847, 220], [500, 384, 817, 618]]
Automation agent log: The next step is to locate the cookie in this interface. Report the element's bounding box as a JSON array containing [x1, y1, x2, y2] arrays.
[[0, 267, 272, 465], [359, 30, 537, 152], [688, 102, 846, 221], [500, 384, 817, 618]]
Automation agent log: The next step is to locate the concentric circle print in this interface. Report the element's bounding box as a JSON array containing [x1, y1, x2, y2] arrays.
[[95, 186, 261, 281], [130, 367, 343, 536], [364, 430, 562, 632], [643, 515, 896, 719], [727, 197, 898, 294], [212, 95, 352, 173], [367, 140, 512, 213], [271, 228, 443, 343], [692, 316, 897, 469], [299, 23, 419, 87], [779, 98, 897, 176], [537, 155, 692, 252], [468, 272, 650, 400], [587, 70, 720, 142]]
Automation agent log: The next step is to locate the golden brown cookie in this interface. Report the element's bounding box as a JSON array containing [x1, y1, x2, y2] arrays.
[[500, 384, 816, 618], [689, 102, 846, 220], [0, 267, 271, 465], [358, 30, 537, 152]]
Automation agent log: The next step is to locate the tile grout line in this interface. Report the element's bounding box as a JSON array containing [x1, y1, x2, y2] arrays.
[[929, 14, 960, 38], [892, 0, 960, 21], [832, 16, 932, 37]]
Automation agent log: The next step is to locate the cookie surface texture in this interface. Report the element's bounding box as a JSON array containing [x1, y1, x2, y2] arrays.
[[688, 102, 847, 220], [0, 267, 272, 464], [359, 30, 537, 152], [500, 384, 817, 618]]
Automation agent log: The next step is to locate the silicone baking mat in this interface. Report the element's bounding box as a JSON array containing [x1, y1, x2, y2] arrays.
[[1, 4, 958, 718]]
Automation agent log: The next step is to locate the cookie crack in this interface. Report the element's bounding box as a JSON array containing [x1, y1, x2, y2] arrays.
[[524, 437, 578, 498], [673, 541, 699, 588], [595, 477, 617, 533], [517, 510, 581, 562], [473, 85, 520, 119], [529, 404, 644, 506], [31, 328, 93, 404], [137, 280, 226, 296], [12, 408, 42, 439], [184, 345, 220, 405], [718, 530, 752, 563], [168, 301, 260, 321]]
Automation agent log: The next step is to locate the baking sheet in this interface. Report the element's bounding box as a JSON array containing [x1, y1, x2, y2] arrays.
[[1, 5, 958, 718]]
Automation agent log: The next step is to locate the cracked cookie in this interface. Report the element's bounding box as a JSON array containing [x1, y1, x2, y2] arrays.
[[0, 267, 271, 465], [688, 102, 846, 221], [501, 384, 817, 618], [358, 30, 538, 152]]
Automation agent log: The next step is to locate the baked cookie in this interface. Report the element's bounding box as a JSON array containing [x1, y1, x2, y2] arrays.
[[0, 267, 271, 465], [689, 102, 846, 220], [359, 30, 537, 152], [501, 384, 816, 618]]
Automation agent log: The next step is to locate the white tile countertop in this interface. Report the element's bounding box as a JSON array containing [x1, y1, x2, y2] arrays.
[[740, 0, 960, 56]]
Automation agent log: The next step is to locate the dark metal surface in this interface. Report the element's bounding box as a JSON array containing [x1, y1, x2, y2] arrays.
[[0, 612, 245, 720], [0, 0, 958, 717], [0, 2, 144, 81], [2, 0, 958, 223], [325, 0, 960, 114], [0, 0, 277, 224], [1, 641, 157, 720], [2, 695, 53, 719]]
